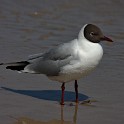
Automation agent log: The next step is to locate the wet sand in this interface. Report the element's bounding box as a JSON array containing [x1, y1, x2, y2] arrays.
[[0, 0, 124, 124]]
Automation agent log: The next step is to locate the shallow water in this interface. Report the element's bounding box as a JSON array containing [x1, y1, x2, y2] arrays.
[[0, 0, 124, 124]]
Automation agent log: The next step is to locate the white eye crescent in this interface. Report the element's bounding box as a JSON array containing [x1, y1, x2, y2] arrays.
[[90, 32, 94, 36], [90, 32, 98, 36]]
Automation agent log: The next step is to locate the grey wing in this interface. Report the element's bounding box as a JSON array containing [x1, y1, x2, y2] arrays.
[[42, 43, 72, 60], [28, 53, 44, 60], [25, 42, 74, 76]]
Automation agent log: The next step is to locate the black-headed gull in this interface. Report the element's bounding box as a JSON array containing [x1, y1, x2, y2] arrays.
[[0, 24, 113, 105]]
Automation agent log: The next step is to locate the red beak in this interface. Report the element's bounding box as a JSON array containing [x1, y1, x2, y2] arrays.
[[101, 36, 113, 42]]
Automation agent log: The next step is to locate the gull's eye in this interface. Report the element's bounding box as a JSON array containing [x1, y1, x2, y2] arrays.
[[90, 32, 95, 36], [90, 32, 98, 37]]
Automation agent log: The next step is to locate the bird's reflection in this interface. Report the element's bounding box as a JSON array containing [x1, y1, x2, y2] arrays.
[[14, 104, 78, 124]]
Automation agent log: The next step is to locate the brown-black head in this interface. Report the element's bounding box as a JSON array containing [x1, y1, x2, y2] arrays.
[[84, 24, 113, 43]]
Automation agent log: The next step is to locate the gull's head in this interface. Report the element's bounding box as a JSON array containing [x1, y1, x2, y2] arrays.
[[79, 24, 113, 43]]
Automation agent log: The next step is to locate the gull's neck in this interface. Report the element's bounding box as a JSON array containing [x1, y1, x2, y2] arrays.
[[78, 24, 88, 40]]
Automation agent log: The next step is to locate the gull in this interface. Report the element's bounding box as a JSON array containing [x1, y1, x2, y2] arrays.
[[0, 24, 113, 105]]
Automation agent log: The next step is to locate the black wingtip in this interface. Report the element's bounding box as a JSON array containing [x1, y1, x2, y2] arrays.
[[6, 61, 29, 71]]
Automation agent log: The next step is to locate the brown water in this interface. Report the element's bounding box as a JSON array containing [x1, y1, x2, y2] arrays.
[[0, 0, 124, 124]]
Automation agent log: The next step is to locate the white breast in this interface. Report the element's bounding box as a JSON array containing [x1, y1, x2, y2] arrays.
[[48, 39, 103, 83]]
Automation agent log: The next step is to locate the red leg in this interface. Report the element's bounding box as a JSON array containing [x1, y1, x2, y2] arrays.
[[75, 80, 78, 103], [60, 83, 65, 105]]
